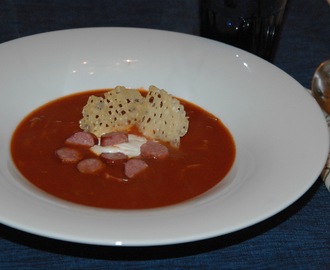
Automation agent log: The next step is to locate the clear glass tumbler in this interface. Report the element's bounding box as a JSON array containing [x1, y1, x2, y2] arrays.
[[200, 0, 288, 62]]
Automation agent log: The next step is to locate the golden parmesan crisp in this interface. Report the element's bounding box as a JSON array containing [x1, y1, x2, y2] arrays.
[[138, 86, 189, 148], [80, 86, 144, 137], [79, 85, 189, 147]]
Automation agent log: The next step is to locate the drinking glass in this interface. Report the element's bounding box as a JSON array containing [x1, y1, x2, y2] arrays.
[[199, 0, 288, 61]]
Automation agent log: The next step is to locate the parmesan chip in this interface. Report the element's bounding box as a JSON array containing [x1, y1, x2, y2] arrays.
[[138, 85, 189, 148], [80, 86, 144, 137], [79, 85, 189, 147]]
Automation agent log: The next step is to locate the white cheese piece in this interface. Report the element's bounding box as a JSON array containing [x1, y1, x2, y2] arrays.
[[90, 134, 147, 158]]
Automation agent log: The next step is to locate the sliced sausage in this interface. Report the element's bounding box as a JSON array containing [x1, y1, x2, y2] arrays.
[[100, 152, 128, 164], [77, 158, 105, 174], [124, 159, 148, 178], [100, 131, 128, 146], [65, 131, 98, 147], [55, 147, 84, 164], [140, 140, 169, 159]]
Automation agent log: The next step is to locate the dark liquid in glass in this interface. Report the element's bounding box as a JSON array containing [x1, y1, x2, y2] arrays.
[[200, 0, 287, 61]]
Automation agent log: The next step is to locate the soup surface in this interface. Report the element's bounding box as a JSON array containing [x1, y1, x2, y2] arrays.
[[11, 90, 235, 209]]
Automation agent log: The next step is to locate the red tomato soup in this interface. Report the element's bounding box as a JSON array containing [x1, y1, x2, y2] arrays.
[[10, 90, 236, 209]]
